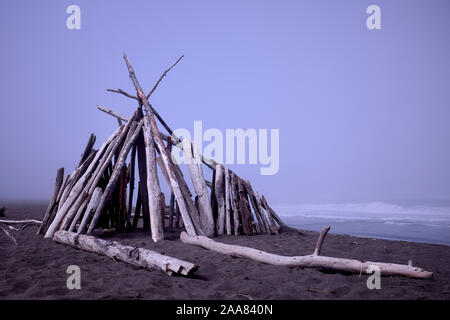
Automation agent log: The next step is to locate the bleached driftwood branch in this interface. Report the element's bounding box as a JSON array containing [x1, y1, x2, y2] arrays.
[[0, 224, 18, 245], [54, 230, 199, 276], [146, 55, 184, 99], [0, 219, 42, 224], [180, 231, 433, 279]]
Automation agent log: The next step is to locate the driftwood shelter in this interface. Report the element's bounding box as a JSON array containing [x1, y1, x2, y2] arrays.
[[31, 54, 432, 279]]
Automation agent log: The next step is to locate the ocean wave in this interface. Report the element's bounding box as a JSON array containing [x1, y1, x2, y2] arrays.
[[273, 201, 450, 226]]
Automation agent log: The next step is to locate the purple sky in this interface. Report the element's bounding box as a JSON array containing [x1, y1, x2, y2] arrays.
[[0, 0, 449, 203]]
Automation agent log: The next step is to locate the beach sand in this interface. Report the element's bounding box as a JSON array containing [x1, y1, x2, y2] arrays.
[[1, 201, 449, 300]]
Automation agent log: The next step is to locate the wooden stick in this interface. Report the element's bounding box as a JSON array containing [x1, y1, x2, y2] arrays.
[[123, 53, 197, 236], [180, 232, 433, 279], [0, 219, 42, 224], [146, 55, 184, 99], [88, 119, 144, 234], [254, 191, 271, 234], [261, 195, 278, 235], [97, 105, 129, 123], [136, 131, 151, 231], [37, 167, 64, 235], [230, 173, 240, 235], [261, 196, 285, 227], [215, 164, 226, 235], [78, 134, 96, 167], [314, 226, 330, 256], [76, 188, 103, 234], [224, 166, 231, 235], [54, 230, 199, 276], [156, 151, 205, 236], [143, 116, 164, 241], [183, 138, 214, 237], [244, 181, 265, 233], [40, 174, 70, 234], [237, 178, 254, 235]]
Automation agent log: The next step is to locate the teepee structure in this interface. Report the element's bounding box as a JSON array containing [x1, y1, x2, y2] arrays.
[[35, 54, 432, 279]]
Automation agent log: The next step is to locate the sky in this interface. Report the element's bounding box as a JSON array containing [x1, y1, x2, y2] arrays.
[[0, 0, 449, 204]]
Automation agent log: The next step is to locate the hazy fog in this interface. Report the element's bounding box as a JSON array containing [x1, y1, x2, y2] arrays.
[[1, 0, 449, 204]]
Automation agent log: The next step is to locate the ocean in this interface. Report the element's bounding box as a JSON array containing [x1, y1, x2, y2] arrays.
[[273, 200, 450, 246]]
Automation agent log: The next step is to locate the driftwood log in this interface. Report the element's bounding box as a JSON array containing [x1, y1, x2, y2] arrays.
[[214, 164, 225, 235], [143, 116, 163, 241], [37, 167, 64, 234], [183, 139, 214, 237], [180, 231, 433, 279], [54, 230, 199, 276]]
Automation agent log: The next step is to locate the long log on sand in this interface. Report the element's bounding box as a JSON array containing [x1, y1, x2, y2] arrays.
[[123, 54, 197, 236], [54, 230, 198, 276], [180, 231, 433, 279], [37, 167, 64, 235]]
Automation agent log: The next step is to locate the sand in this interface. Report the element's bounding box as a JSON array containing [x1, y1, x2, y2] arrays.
[[0, 201, 449, 300]]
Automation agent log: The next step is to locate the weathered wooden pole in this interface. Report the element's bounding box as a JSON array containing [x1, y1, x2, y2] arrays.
[[261, 195, 278, 235], [183, 139, 215, 237], [142, 115, 164, 241], [87, 119, 143, 235], [230, 172, 240, 235], [76, 187, 103, 234], [78, 134, 96, 167], [254, 191, 271, 234], [37, 167, 64, 235], [215, 165, 226, 235], [224, 166, 232, 235], [136, 132, 151, 231], [123, 53, 197, 236]]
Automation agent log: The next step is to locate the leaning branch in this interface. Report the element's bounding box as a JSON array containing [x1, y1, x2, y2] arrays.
[[146, 55, 184, 99]]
